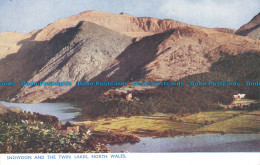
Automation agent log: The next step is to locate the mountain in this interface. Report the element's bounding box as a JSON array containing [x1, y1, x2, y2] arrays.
[[236, 12, 260, 40], [0, 30, 40, 59], [0, 11, 260, 103], [34, 10, 189, 40], [0, 21, 133, 103]]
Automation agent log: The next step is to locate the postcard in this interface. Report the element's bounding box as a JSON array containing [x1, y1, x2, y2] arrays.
[[0, 0, 259, 164]]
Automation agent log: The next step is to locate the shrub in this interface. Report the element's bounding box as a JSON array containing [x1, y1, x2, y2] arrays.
[[0, 122, 108, 153]]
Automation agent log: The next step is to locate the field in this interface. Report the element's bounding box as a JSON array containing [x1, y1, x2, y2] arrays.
[[197, 111, 260, 133], [84, 110, 260, 137]]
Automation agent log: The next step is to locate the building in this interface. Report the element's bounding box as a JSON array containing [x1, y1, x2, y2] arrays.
[[126, 93, 133, 101], [55, 121, 79, 135], [233, 93, 246, 100]]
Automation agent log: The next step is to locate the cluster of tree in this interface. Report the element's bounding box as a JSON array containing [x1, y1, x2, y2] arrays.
[[83, 83, 233, 119], [231, 102, 260, 111], [209, 52, 260, 99], [0, 111, 59, 126], [0, 122, 108, 153]]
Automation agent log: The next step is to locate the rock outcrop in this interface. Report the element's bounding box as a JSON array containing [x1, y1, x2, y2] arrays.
[[236, 12, 260, 40]]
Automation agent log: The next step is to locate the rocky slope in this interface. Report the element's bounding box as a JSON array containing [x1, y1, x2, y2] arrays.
[[0, 11, 260, 103], [236, 12, 260, 40], [0, 22, 133, 103]]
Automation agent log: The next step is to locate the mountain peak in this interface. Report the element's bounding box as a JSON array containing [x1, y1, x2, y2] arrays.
[[236, 12, 260, 40], [34, 10, 189, 41], [75, 21, 124, 36]]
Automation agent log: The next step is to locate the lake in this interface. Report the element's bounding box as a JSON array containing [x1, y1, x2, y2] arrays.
[[107, 134, 260, 152], [0, 101, 81, 123], [1, 101, 259, 152]]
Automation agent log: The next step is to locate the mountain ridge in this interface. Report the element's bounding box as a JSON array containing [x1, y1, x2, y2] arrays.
[[0, 11, 259, 103], [236, 12, 260, 40]]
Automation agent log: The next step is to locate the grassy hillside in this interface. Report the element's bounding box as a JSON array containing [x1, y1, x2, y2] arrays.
[[87, 110, 260, 137]]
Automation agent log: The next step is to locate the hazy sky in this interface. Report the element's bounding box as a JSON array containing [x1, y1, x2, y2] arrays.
[[0, 0, 259, 33]]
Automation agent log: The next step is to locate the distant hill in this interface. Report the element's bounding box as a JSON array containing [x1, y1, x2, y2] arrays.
[[236, 12, 260, 40], [0, 103, 23, 114]]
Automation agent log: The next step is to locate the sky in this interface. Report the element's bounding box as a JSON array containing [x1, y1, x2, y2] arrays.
[[0, 0, 259, 33]]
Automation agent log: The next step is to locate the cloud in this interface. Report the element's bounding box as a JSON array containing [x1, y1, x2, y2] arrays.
[[158, 0, 260, 29]]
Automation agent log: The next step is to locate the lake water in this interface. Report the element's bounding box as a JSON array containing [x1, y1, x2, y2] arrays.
[[107, 134, 260, 152], [1, 101, 259, 152], [0, 101, 81, 123]]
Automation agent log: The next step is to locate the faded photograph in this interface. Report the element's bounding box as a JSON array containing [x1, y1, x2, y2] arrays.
[[0, 0, 259, 153]]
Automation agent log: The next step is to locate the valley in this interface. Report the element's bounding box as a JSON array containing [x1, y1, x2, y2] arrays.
[[84, 107, 260, 137], [0, 10, 260, 153]]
